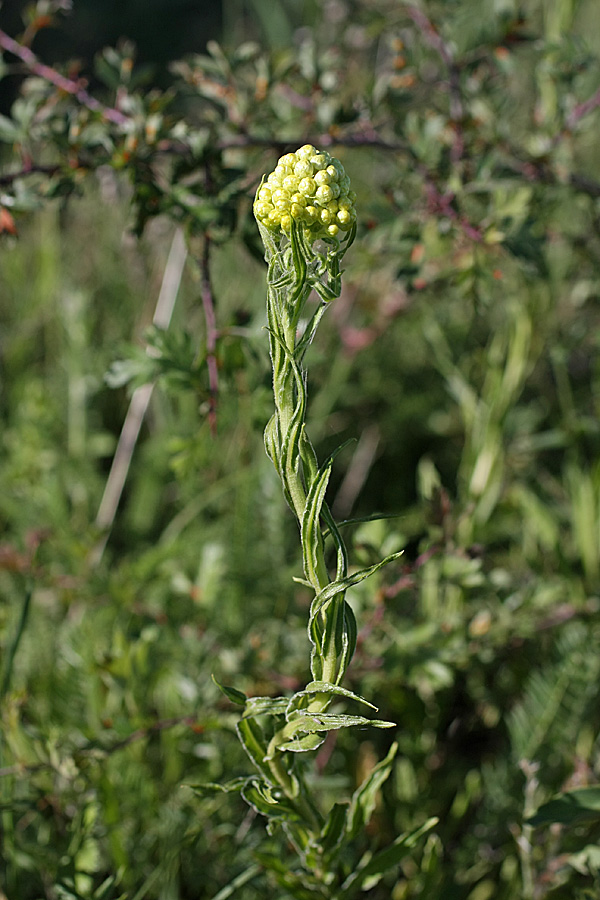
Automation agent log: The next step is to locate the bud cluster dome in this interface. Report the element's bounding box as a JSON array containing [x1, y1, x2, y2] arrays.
[[254, 145, 357, 239]]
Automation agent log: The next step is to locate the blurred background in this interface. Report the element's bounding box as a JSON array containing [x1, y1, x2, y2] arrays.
[[2, 1, 600, 898]]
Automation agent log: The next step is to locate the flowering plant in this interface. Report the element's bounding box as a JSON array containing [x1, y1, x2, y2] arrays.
[[205, 149, 436, 898]]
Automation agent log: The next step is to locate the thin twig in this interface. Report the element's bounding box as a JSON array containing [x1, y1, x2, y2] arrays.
[[0, 27, 130, 126], [200, 231, 219, 437], [405, 4, 464, 162], [0, 582, 33, 701], [2, 126, 600, 203], [0, 163, 62, 186], [91, 227, 188, 563], [565, 84, 600, 132]]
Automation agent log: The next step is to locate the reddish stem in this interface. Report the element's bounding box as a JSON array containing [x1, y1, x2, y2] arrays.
[[0, 27, 129, 126], [200, 232, 219, 436]]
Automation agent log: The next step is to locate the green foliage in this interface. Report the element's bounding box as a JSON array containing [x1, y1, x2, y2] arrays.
[[2, 0, 600, 898]]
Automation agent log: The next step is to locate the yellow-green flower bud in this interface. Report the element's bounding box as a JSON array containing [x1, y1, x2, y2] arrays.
[[254, 146, 357, 241], [278, 153, 297, 168], [296, 144, 316, 159], [298, 177, 317, 197], [310, 153, 328, 170], [294, 159, 313, 178], [314, 169, 332, 186], [316, 185, 334, 204], [254, 200, 273, 220]]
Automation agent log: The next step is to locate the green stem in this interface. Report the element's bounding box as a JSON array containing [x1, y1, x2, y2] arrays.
[[1, 580, 33, 701]]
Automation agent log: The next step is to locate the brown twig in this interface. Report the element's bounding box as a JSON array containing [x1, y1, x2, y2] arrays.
[[200, 231, 219, 437], [405, 4, 464, 163], [565, 84, 600, 133], [0, 27, 130, 126], [91, 228, 188, 564], [0, 162, 62, 186], [424, 182, 484, 242]]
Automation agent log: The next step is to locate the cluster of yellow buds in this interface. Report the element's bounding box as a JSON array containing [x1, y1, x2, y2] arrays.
[[254, 145, 357, 239]]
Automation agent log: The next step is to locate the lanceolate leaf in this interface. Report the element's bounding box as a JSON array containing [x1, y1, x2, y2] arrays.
[[301, 442, 353, 588], [212, 674, 247, 706], [283, 710, 394, 739], [301, 456, 337, 589], [253, 852, 328, 899], [338, 601, 357, 679], [310, 551, 404, 621], [318, 801, 349, 860], [321, 503, 348, 582], [210, 864, 261, 900], [345, 742, 398, 842], [236, 716, 273, 782], [187, 776, 248, 797], [243, 695, 289, 718], [278, 732, 327, 753], [286, 681, 378, 715], [241, 778, 302, 822], [339, 818, 439, 898]]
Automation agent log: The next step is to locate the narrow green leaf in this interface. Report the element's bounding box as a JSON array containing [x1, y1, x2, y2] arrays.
[[236, 717, 273, 782], [186, 777, 248, 797], [339, 818, 439, 898], [346, 743, 398, 841], [278, 732, 327, 753], [339, 600, 358, 678], [319, 801, 349, 857], [211, 673, 246, 706], [243, 695, 289, 718], [322, 502, 349, 581], [295, 301, 329, 359], [286, 682, 377, 717], [263, 412, 280, 469], [210, 864, 261, 900], [253, 853, 326, 899], [288, 217, 308, 312], [309, 551, 404, 634], [241, 779, 301, 822], [286, 710, 394, 734], [301, 454, 334, 587]]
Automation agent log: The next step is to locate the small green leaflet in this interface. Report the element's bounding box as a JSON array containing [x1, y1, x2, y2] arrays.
[[211, 673, 246, 706]]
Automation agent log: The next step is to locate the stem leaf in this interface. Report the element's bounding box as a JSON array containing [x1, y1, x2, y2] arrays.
[[345, 742, 398, 842], [287, 682, 378, 716], [339, 818, 439, 898], [212, 673, 247, 706]]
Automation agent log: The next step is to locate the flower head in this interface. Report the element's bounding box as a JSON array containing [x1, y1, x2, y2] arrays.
[[254, 145, 357, 240]]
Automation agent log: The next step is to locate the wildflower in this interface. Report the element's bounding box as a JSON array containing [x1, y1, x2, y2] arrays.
[[254, 145, 357, 240]]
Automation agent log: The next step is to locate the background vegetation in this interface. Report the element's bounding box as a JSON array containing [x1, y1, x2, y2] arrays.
[[2, 0, 600, 897]]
